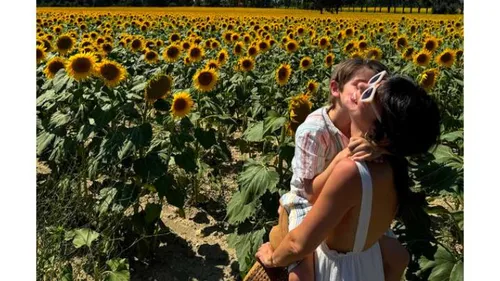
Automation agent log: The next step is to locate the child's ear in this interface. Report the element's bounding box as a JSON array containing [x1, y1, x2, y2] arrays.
[[330, 80, 340, 98]]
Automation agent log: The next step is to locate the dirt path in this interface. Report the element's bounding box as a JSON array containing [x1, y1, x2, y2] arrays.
[[130, 142, 246, 281]]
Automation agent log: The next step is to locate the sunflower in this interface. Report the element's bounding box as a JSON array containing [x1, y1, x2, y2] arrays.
[[169, 33, 181, 43], [238, 56, 255, 72], [258, 40, 270, 53], [217, 49, 229, 65], [418, 68, 439, 91], [365, 47, 383, 61], [205, 59, 220, 70], [171, 92, 194, 119], [455, 49, 463, 60], [41, 39, 53, 53], [144, 49, 159, 64], [276, 63, 292, 86], [96, 59, 127, 88], [395, 36, 408, 50], [193, 67, 218, 92], [247, 45, 258, 57], [423, 36, 439, 53], [344, 41, 356, 53], [357, 40, 368, 51], [401, 47, 415, 60], [163, 44, 182, 63], [184, 56, 192, 65], [300, 56, 313, 71], [188, 45, 205, 62], [130, 38, 144, 52], [435, 49, 456, 68], [285, 39, 299, 53], [43, 57, 66, 79], [144, 74, 173, 102], [318, 36, 330, 49], [233, 42, 244, 56], [223, 31, 233, 43], [181, 41, 191, 51], [66, 52, 97, 81], [100, 42, 113, 55], [325, 53, 335, 68], [36, 46, 46, 64], [54, 34, 74, 55], [306, 79, 319, 94], [413, 50, 432, 67], [288, 93, 312, 134], [350, 51, 364, 59]]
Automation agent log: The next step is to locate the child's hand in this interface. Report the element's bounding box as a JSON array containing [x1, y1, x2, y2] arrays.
[[348, 137, 383, 162]]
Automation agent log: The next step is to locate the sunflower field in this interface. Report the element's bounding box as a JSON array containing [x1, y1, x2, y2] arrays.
[[36, 7, 463, 281]]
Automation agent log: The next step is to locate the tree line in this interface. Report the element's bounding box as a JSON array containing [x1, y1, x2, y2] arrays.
[[36, 1, 463, 18]]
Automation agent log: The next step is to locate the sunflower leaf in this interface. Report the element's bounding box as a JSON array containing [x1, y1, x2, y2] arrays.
[[238, 159, 279, 204], [72, 228, 99, 249], [37, 130, 56, 156], [243, 121, 264, 142], [49, 112, 71, 129]]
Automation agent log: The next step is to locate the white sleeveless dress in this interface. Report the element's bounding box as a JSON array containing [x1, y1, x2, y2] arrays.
[[314, 161, 385, 281]]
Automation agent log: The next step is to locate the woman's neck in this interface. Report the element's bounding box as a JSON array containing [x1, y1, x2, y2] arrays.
[[350, 121, 367, 138]]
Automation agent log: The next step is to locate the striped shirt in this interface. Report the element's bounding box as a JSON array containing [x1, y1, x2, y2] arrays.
[[280, 106, 349, 231]]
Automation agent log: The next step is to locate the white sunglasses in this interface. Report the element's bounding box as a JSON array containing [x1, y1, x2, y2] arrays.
[[360, 70, 388, 122]]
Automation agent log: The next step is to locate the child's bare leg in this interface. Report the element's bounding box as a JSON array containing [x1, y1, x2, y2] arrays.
[[379, 235, 409, 281], [289, 254, 315, 281]]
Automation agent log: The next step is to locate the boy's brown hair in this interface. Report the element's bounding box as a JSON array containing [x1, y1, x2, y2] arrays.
[[329, 58, 390, 107]]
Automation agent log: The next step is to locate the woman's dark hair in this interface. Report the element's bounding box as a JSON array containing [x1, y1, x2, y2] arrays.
[[369, 76, 441, 224], [370, 75, 441, 157]]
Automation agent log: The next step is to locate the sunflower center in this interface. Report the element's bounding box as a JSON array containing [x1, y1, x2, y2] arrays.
[[190, 48, 201, 57], [287, 42, 296, 51], [146, 52, 157, 60], [359, 42, 367, 49], [425, 41, 435, 50], [131, 39, 142, 49], [102, 44, 112, 53], [440, 53, 452, 63], [242, 60, 252, 69], [173, 97, 187, 111], [259, 42, 267, 49], [320, 39, 327, 46], [171, 34, 180, 41], [167, 47, 179, 58], [48, 61, 65, 74], [234, 45, 242, 53], [308, 83, 315, 91], [249, 47, 257, 55], [198, 72, 214, 86], [100, 64, 120, 81], [417, 54, 427, 63], [278, 67, 288, 80], [146, 76, 172, 100], [219, 53, 226, 61], [37, 49, 44, 60], [301, 60, 310, 68], [72, 57, 92, 73]]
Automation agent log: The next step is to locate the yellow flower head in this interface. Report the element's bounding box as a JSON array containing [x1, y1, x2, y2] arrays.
[[171, 92, 194, 119]]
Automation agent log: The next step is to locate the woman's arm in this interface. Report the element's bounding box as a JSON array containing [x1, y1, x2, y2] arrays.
[[310, 147, 351, 204], [257, 159, 361, 267]]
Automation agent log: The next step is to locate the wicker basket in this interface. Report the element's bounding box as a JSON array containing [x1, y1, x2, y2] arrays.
[[243, 261, 288, 281], [243, 207, 290, 281]]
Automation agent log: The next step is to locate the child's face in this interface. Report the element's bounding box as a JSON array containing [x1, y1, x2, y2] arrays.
[[332, 67, 376, 113]]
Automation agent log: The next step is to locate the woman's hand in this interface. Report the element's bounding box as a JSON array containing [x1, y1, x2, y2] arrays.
[[255, 242, 276, 268]]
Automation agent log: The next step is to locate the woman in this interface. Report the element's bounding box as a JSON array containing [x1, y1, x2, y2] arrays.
[[255, 73, 441, 281]]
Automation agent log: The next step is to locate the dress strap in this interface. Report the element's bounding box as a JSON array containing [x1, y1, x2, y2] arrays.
[[352, 161, 373, 253]]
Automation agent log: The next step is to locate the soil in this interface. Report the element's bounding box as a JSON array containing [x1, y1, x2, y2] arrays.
[[129, 140, 248, 281]]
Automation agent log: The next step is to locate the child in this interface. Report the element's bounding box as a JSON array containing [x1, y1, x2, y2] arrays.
[[279, 58, 409, 281]]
